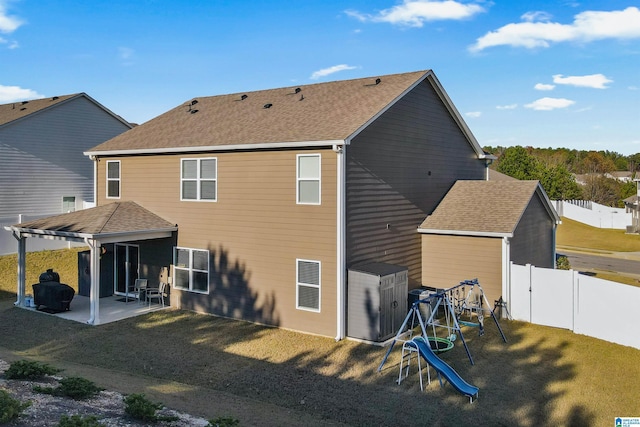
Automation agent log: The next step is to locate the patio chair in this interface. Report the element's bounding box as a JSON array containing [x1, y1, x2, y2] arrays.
[[146, 281, 167, 308], [133, 279, 148, 305]]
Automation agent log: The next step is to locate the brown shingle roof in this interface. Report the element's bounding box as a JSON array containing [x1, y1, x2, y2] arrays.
[[8, 201, 176, 236], [419, 180, 547, 236], [0, 94, 80, 127], [87, 70, 430, 154]]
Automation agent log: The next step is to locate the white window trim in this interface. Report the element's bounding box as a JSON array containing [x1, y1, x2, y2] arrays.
[[296, 258, 321, 312], [106, 160, 121, 199], [180, 157, 218, 202], [296, 153, 321, 205], [173, 247, 210, 294], [62, 196, 76, 213]]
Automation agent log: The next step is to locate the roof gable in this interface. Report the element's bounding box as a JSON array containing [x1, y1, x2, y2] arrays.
[[86, 70, 487, 157], [418, 180, 558, 237], [0, 93, 132, 130]]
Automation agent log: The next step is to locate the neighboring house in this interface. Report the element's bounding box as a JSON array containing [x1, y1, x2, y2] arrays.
[[605, 171, 634, 183], [623, 179, 640, 233], [418, 180, 560, 306], [0, 94, 133, 254], [8, 70, 544, 339]]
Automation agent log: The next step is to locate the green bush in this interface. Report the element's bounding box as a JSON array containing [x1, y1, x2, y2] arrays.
[[0, 388, 31, 424], [34, 377, 102, 400], [556, 255, 571, 270], [208, 416, 240, 427], [4, 360, 61, 380], [123, 393, 162, 422], [57, 414, 101, 427]]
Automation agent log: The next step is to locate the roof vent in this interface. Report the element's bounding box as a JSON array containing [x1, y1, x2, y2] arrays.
[[21, 100, 29, 105], [20, 107, 27, 111], [294, 87, 301, 94], [375, 78, 381, 85], [190, 109, 199, 114], [52, 96, 59, 101], [263, 103, 273, 109], [241, 94, 248, 100], [191, 99, 198, 106]]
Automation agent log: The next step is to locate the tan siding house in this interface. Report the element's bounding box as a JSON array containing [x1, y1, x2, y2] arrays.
[[418, 180, 560, 306], [8, 70, 504, 338]]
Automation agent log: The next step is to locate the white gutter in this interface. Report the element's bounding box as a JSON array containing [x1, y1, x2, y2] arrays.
[[417, 228, 513, 238], [334, 142, 346, 341], [85, 139, 346, 157]]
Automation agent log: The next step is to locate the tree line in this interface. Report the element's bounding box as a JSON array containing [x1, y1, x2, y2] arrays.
[[483, 146, 640, 207]]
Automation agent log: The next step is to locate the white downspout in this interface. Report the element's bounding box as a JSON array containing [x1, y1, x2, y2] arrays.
[[91, 155, 98, 206], [502, 236, 511, 318], [85, 238, 101, 325], [334, 143, 346, 341]]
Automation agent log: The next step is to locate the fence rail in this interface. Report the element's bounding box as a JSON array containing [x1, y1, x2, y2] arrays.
[[510, 262, 640, 350]]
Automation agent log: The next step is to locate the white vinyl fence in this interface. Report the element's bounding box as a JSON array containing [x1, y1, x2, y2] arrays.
[[510, 263, 640, 350], [553, 200, 631, 229]]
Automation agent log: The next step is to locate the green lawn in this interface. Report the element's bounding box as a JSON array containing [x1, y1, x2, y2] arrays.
[[557, 217, 640, 252]]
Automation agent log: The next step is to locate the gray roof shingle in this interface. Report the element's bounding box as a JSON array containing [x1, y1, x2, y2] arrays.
[[9, 201, 176, 236], [87, 70, 431, 154], [0, 94, 79, 127], [419, 180, 546, 236]]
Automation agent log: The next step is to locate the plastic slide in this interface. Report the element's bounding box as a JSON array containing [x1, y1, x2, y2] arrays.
[[411, 337, 479, 401]]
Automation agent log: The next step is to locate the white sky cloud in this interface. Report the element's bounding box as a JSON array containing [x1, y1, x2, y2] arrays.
[[465, 111, 481, 118], [0, 85, 44, 102], [534, 83, 555, 91], [469, 6, 640, 52], [496, 104, 518, 110], [525, 97, 575, 111], [552, 73, 612, 89], [0, 1, 23, 33], [310, 64, 358, 80], [346, 0, 484, 27], [521, 11, 553, 23]]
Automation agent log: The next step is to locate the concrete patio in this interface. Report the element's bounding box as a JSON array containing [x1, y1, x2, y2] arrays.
[[18, 294, 170, 325]]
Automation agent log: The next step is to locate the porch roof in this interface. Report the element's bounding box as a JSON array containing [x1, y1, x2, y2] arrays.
[[4, 201, 177, 244]]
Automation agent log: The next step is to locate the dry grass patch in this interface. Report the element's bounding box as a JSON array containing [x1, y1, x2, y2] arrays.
[[1, 302, 639, 426]]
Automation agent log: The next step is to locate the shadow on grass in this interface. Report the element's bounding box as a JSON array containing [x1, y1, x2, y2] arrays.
[[0, 298, 602, 426]]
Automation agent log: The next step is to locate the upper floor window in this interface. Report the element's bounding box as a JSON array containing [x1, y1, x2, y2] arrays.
[[174, 247, 209, 294], [62, 196, 76, 213], [106, 160, 120, 199], [297, 154, 320, 205], [181, 158, 217, 201]]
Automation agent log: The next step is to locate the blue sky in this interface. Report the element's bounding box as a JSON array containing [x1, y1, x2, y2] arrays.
[[1, 0, 639, 155]]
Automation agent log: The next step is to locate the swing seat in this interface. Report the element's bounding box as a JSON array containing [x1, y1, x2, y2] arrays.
[[458, 320, 480, 328], [428, 336, 454, 353]]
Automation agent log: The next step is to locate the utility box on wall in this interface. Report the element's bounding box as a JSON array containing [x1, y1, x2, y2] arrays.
[[347, 262, 408, 342]]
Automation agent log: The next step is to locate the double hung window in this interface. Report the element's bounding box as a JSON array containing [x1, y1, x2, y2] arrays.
[[296, 259, 320, 311], [296, 154, 320, 205], [174, 247, 209, 293], [181, 158, 217, 201], [106, 160, 120, 199]]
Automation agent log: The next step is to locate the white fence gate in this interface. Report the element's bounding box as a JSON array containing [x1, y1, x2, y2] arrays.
[[510, 263, 640, 350]]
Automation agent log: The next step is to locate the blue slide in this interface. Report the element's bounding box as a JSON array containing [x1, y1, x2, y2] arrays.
[[410, 337, 479, 402]]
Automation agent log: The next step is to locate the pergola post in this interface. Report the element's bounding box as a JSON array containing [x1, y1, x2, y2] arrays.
[[13, 232, 26, 307], [86, 238, 101, 325]]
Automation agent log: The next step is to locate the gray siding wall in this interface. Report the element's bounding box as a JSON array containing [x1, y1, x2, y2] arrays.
[[510, 191, 555, 268], [0, 96, 130, 217], [346, 78, 486, 287]]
